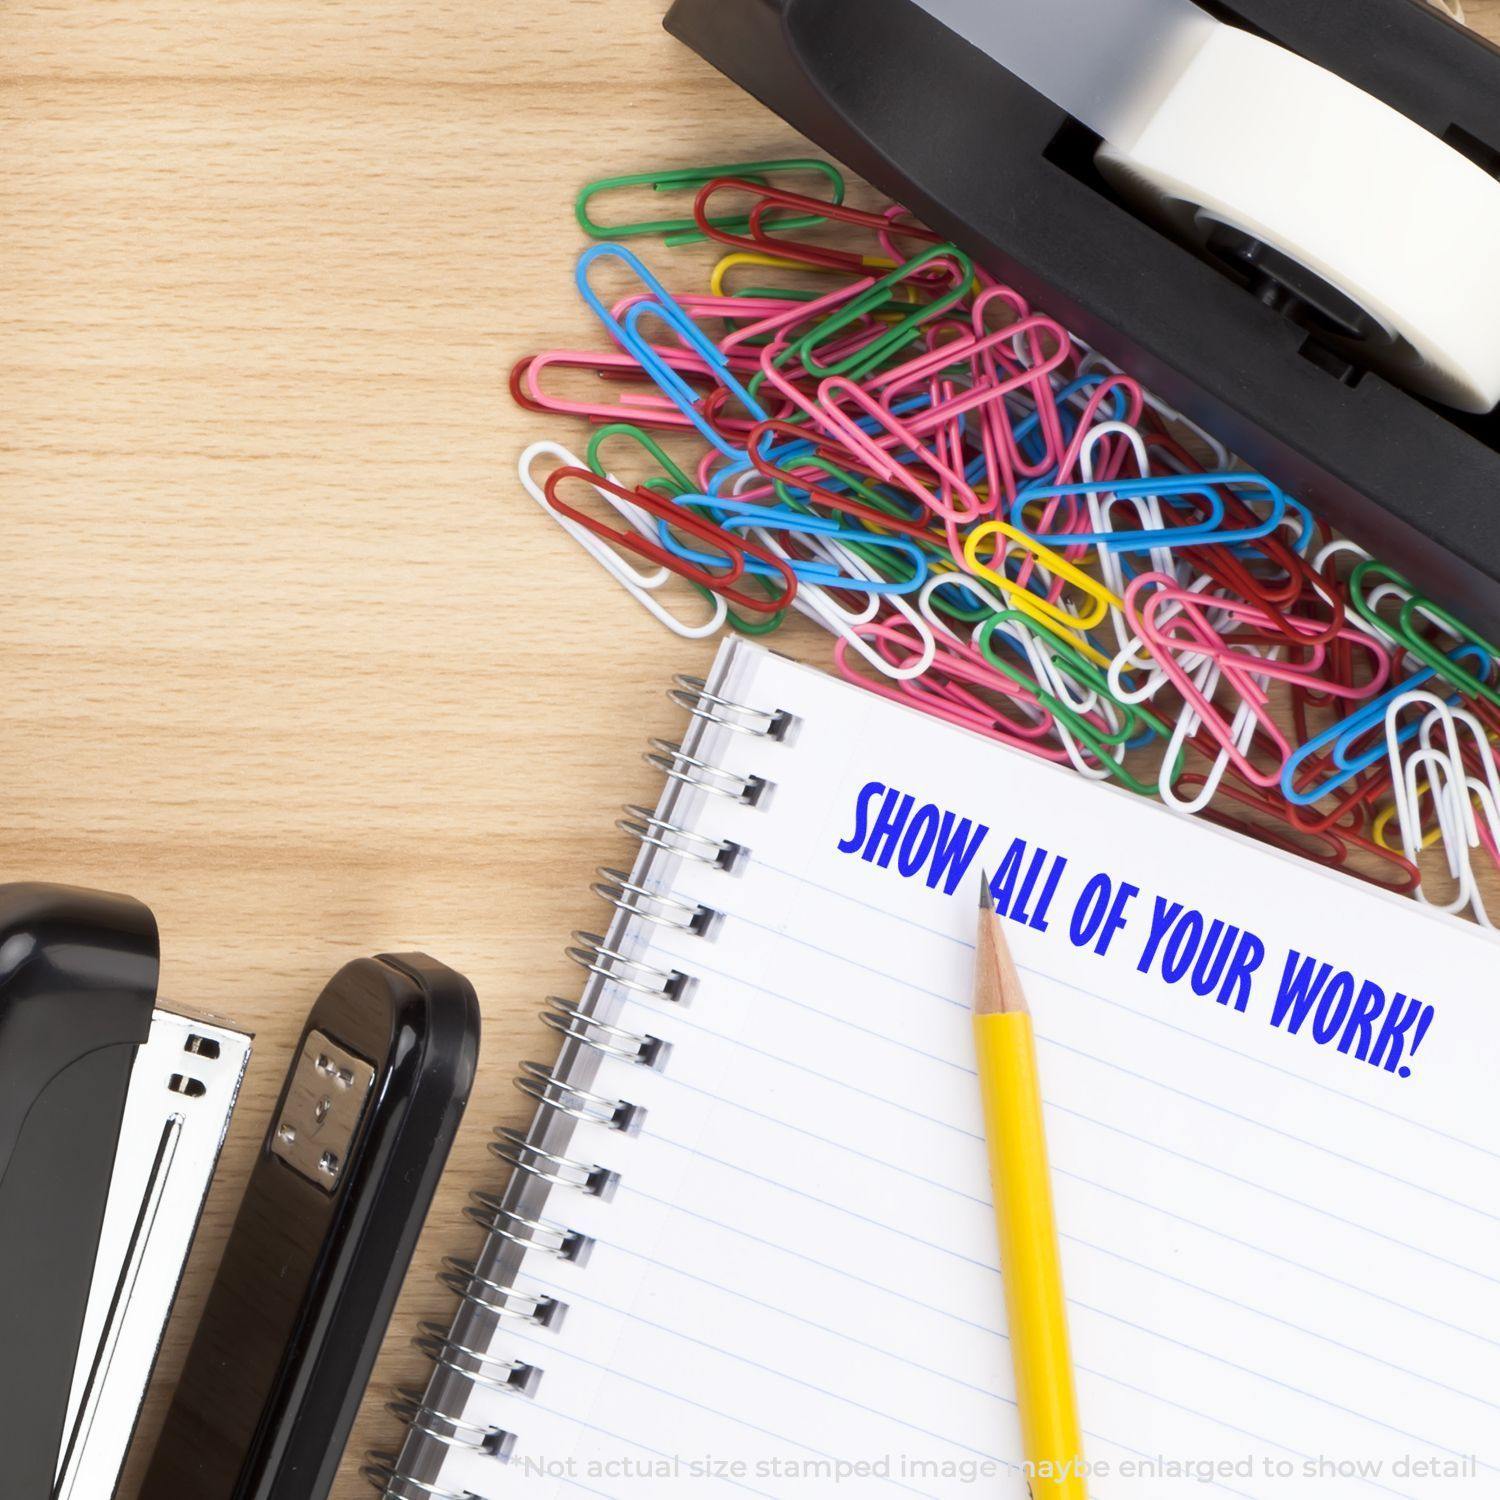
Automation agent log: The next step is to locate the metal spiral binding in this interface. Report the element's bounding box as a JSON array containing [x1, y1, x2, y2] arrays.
[[387, 1387, 518, 1462], [590, 866, 719, 934], [370, 674, 786, 1498], [566, 930, 695, 1002], [645, 738, 768, 804], [489, 1126, 620, 1199], [514, 1059, 647, 1134], [617, 802, 744, 868], [361, 1454, 474, 1500], [666, 675, 793, 740], [413, 1319, 542, 1398], [541, 996, 671, 1070], [464, 1194, 595, 1265], [438, 1256, 566, 1329]]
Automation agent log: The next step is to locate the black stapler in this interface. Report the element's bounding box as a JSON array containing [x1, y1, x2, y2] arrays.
[[665, 0, 1500, 636], [0, 882, 249, 1500], [0, 883, 158, 1497], [141, 954, 480, 1500]]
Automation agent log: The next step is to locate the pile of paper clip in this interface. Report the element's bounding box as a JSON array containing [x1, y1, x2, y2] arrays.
[[514, 159, 1500, 923]]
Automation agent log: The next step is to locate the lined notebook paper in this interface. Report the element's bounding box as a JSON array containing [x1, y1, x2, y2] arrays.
[[413, 638, 1499, 1500]]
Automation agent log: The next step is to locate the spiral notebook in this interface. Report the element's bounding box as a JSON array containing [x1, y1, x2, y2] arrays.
[[380, 638, 1500, 1500]]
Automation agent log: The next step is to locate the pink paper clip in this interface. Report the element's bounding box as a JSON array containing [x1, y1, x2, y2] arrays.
[[516, 347, 714, 430], [815, 375, 984, 524], [835, 618, 1074, 758], [1128, 576, 1300, 787], [1142, 583, 1392, 700]]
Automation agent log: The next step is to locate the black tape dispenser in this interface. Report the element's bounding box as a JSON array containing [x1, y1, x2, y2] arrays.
[[665, 0, 1500, 636]]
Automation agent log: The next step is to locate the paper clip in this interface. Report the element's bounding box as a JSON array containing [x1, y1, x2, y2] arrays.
[[976, 612, 1172, 796], [1125, 575, 1297, 789], [1012, 472, 1299, 554], [788, 247, 976, 380], [742, 420, 935, 539], [577, 244, 769, 458], [963, 522, 1122, 648], [542, 465, 796, 615], [1160, 658, 1264, 815], [585, 423, 697, 498], [1135, 585, 1390, 702], [710, 251, 899, 304], [1078, 348, 1232, 470], [1381, 692, 1500, 922], [869, 317, 1074, 445], [815, 377, 985, 525], [1277, 645, 1489, 805], [512, 162, 1500, 916], [519, 442, 727, 639], [776, 535, 939, 682], [691, 178, 941, 272], [656, 498, 929, 596], [576, 160, 844, 246], [512, 348, 724, 431]]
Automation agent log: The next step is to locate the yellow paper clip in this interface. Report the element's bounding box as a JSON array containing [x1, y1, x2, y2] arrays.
[[962, 522, 1122, 667], [709, 250, 899, 299]]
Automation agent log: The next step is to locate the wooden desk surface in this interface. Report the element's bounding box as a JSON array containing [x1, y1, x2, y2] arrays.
[[5, 3, 1498, 1495]]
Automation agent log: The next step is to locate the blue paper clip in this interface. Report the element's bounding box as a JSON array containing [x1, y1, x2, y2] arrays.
[[656, 499, 929, 596], [576, 243, 768, 459], [1279, 643, 1492, 806], [1010, 472, 1295, 553]]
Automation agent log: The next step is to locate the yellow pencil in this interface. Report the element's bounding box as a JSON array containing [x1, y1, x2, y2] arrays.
[[973, 874, 1088, 1499]]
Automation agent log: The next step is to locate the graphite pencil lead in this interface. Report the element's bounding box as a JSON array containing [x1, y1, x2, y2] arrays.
[[974, 889, 1028, 1017]]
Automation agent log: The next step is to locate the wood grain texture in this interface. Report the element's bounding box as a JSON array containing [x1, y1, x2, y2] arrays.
[[3, 3, 1497, 1496]]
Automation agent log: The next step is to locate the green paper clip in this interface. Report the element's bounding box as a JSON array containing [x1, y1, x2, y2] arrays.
[[977, 610, 1176, 797], [1350, 559, 1500, 709], [576, 160, 845, 247]]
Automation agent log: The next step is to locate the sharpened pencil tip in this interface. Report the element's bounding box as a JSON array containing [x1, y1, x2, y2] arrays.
[[977, 869, 991, 909], [974, 882, 1028, 1017]]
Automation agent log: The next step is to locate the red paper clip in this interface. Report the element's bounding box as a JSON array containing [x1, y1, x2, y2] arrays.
[[543, 466, 797, 614]]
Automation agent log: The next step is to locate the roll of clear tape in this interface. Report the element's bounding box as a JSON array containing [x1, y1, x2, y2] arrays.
[[912, 0, 1499, 411], [1095, 25, 1500, 413], [912, 0, 1220, 147]]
